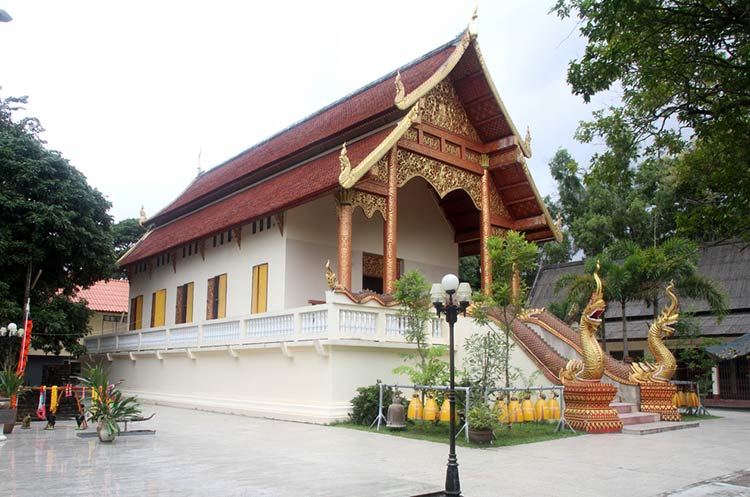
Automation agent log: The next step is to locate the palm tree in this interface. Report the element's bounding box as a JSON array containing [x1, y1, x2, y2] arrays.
[[626, 237, 727, 322], [555, 251, 639, 354]]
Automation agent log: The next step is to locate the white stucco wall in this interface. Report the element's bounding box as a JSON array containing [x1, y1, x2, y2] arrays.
[[397, 177, 458, 282], [129, 220, 287, 327]]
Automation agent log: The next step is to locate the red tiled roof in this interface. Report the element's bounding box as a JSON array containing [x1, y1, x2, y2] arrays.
[[120, 127, 395, 265], [150, 39, 459, 225], [73, 280, 130, 313]]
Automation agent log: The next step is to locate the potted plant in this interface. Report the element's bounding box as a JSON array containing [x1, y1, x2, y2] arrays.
[[0, 365, 28, 434], [467, 403, 499, 444], [80, 365, 141, 443]]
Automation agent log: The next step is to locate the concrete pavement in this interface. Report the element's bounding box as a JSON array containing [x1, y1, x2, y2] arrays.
[[0, 406, 748, 497]]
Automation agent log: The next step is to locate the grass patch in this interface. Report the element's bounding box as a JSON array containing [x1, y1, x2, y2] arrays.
[[681, 413, 722, 422], [332, 420, 581, 448]]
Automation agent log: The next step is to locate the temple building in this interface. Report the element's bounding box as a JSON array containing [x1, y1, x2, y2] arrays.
[[86, 25, 561, 422]]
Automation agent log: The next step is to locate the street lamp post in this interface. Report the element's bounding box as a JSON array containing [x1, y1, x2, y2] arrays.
[[430, 274, 471, 497]]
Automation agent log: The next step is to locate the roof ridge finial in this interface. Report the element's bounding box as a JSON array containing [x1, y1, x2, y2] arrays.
[[524, 125, 532, 151], [394, 70, 405, 104], [469, 1, 479, 38], [139, 205, 147, 227], [197, 148, 203, 176]]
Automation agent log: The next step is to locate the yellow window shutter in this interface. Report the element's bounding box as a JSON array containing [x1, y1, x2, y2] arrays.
[[258, 264, 268, 314], [186, 282, 194, 323], [218, 274, 227, 319], [135, 295, 143, 330], [153, 289, 166, 327], [252, 264, 268, 314]]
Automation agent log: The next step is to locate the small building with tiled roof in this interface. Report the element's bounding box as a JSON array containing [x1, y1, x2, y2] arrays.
[[73, 279, 129, 335], [87, 21, 561, 423]]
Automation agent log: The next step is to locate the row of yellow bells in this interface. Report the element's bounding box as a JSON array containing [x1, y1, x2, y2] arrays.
[[673, 390, 700, 408], [406, 393, 562, 423], [407, 394, 458, 423], [495, 395, 561, 422]]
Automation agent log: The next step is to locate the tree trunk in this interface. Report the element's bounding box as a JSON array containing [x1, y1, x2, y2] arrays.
[[621, 300, 629, 358]]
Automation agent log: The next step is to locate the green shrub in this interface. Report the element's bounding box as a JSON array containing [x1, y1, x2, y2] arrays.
[[467, 403, 499, 431], [349, 382, 393, 426]]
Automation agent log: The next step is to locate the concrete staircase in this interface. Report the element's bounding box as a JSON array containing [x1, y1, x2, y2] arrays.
[[612, 402, 660, 425], [611, 402, 700, 434]]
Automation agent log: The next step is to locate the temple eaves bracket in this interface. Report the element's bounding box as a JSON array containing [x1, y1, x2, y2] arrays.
[[338, 102, 421, 189]]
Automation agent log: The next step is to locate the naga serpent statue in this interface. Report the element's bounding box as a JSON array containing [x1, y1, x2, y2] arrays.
[[559, 261, 607, 383], [629, 281, 679, 383]]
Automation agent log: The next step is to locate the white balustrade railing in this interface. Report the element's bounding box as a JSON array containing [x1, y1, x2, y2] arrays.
[[431, 318, 442, 338], [247, 314, 294, 338], [84, 300, 450, 355], [140, 329, 167, 350], [385, 314, 407, 336], [117, 333, 139, 351], [169, 325, 199, 348], [203, 320, 241, 344], [339, 309, 377, 335], [300, 310, 327, 334]]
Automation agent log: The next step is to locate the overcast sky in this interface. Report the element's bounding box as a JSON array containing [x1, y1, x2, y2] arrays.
[[0, 1, 617, 222]]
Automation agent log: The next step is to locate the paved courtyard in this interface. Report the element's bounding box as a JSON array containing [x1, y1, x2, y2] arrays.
[[1, 405, 748, 497]]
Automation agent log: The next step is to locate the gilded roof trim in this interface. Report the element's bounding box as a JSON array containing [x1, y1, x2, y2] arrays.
[[471, 41, 533, 158], [338, 102, 421, 189], [394, 30, 474, 111], [518, 158, 562, 243]]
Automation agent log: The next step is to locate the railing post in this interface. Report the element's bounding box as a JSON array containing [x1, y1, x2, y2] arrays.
[[375, 309, 387, 342], [328, 302, 339, 338], [293, 309, 302, 341]]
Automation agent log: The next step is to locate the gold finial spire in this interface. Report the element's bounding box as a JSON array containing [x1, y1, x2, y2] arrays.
[[339, 142, 351, 179], [524, 126, 532, 150], [138, 206, 147, 227], [555, 213, 563, 230], [394, 71, 405, 103], [469, 1, 479, 37]]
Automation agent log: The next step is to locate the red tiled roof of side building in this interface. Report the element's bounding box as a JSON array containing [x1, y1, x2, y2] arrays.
[[148, 38, 460, 224], [120, 126, 395, 266], [73, 279, 130, 314]]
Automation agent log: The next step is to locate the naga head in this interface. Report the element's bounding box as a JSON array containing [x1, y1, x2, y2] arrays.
[[656, 281, 680, 338], [581, 260, 606, 332]]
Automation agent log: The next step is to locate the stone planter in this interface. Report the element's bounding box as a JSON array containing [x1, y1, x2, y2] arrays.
[[97, 421, 118, 443], [0, 406, 17, 434], [468, 428, 493, 444]]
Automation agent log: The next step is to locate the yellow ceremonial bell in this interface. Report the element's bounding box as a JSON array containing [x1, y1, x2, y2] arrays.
[[439, 398, 457, 423], [522, 396, 535, 422], [494, 398, 508, 423], [407, 393, 423, 420], [508, 397, 523, 423], [535, 394, 548, 421], [678, 391, 688, 407], [548, 392, 561, 420], [689, 391, 700, 408], [672, 392, 680, 407], [423, 394, 439, 422]]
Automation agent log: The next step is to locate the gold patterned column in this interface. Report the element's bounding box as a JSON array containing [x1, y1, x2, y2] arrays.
[[384, 148, 398, 294], [480, 156, 492, 295], [336, 189, 354, 290]]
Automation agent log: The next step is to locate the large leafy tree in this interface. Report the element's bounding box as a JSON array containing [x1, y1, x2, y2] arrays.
[[553, 0, 750, 244], [0, 95, 116, 355]]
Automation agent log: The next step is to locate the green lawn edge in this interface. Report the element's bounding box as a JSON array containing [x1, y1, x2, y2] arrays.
[[330, 421, 581, 448]]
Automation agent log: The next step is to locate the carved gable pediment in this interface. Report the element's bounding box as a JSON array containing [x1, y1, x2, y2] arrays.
[[421, 80, 480, 142]]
